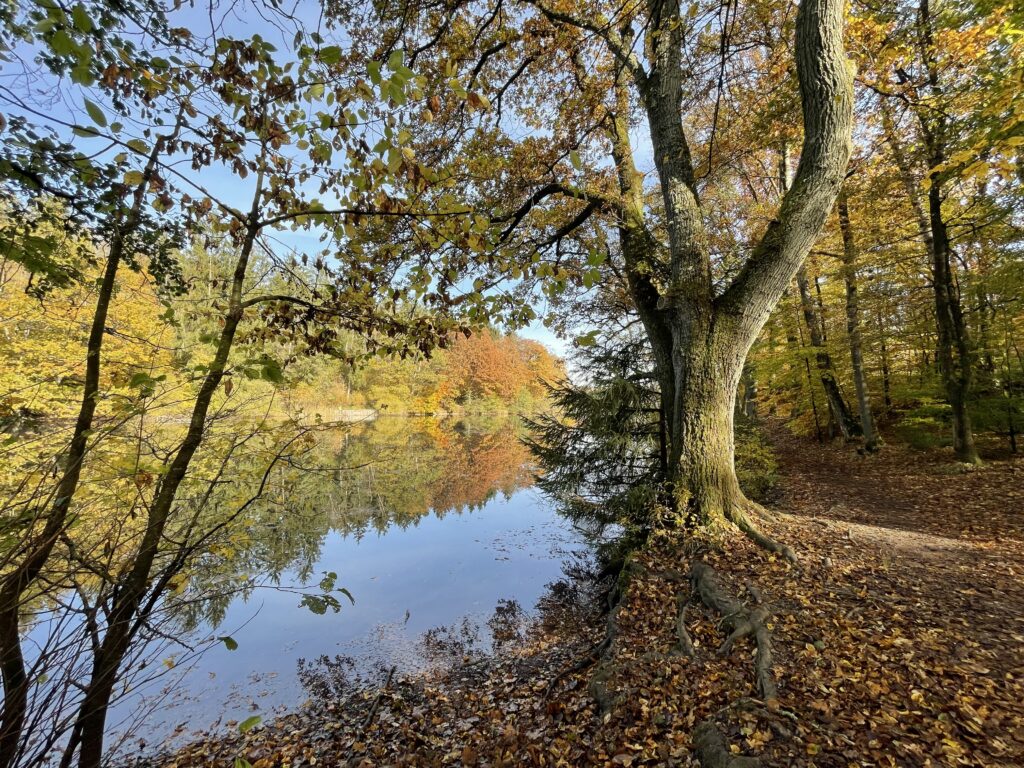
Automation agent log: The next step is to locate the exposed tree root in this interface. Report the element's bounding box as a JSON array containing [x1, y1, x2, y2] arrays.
[[690, 560, 779, 707], [543, 615, 614, 699], [727, 504, 798, 564], [672, 593, 695, 657], [548, 558, 644, 706], [692, 721, 760, 768]]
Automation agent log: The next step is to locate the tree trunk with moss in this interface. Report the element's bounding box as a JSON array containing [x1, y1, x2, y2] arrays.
[[598, 0, 851, 535]]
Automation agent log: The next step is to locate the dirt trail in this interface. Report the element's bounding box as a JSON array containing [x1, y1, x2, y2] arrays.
[[754, 427, 1024, 765], [770, 427, 1024, 642]]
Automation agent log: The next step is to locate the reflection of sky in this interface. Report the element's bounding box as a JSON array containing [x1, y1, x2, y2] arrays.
[[104, 486, 583, 757]]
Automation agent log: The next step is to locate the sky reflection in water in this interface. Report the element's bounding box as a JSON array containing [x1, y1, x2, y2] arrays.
[[105, 417, 582, 756]]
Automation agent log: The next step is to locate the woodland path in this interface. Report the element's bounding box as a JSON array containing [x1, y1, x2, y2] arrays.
[[756, 426, 1024, 765]]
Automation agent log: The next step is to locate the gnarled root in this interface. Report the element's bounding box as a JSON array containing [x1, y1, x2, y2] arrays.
[[586, 598, 624, 712], [693, 721, 760, 768], [548, 559, 644, 709], [726, 503, 798, 564], [690, 561, 779, 707], [672, 593, 695, 657]]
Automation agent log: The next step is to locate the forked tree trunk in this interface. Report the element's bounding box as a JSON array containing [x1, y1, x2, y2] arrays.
[[917, 0, 979, 464], [927, 175, 979, 463], [579, 0, 849, 539]]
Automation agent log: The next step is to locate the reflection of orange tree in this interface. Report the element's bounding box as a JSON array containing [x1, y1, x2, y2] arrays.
[[428, 426, 534, 515], [329, 420, 534, 533]]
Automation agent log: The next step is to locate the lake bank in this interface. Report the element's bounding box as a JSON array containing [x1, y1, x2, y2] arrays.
[[135, 439, 1024, 768], [85, 417, 585, 762]]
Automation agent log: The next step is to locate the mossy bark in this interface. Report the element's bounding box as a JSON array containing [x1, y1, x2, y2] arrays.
[[598, 0, 851, 542]]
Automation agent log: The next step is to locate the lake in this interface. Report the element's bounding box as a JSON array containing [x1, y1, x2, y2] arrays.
[[94, 416, 583, 759]]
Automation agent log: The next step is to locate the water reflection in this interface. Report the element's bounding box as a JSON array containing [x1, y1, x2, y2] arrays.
[[107, 416, 580, 757]]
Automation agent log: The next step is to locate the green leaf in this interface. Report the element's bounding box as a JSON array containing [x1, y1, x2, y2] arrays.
[[71, 4, 93, 32], [234, 758, 253, 768], [239, 715, 261, 734], [50, 29, 76, 57], [319, 45, 341, 66], [569, 150, 582, 170], [219, 635, 238, 651], [84, 99, 106, 128], [260, 358, 284, 384], [123, 170, 144, 186]]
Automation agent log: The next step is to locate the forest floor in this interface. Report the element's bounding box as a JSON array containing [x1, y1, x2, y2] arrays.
[[151, 429, 1024, 768]]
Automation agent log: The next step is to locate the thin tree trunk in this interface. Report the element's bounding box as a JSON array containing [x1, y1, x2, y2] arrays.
[[65, 163, 265, 768], [795, 310, 824, 441], [0, 131, 172, 768], [876, 305, 893, 410], [738, 363, 758, 419], [837, 189, 880, 451], [796, 264, 858, 439], [927, 172, 979, 462], [882, 25, 979, 463]]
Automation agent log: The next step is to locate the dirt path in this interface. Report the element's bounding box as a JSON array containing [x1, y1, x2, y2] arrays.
[[760, 428, 1024, 766]]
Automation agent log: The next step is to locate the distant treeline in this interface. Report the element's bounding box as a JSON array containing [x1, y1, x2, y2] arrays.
[[0, 238, 564, 422]]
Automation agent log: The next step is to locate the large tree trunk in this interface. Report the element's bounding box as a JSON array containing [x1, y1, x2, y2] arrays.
[[837, 189, 880, 451], [666, 335, 745, 525], [598, 0, 850, 544], [660, 330, 796, 560]]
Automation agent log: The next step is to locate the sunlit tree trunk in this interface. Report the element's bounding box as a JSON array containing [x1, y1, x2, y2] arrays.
[[676, 0, 842, 528], [796, 263, 858, 439], [543, 0, 850, 546]]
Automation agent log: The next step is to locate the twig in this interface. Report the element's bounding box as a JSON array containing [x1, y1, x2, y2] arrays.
[[362, 665, 397, 729]]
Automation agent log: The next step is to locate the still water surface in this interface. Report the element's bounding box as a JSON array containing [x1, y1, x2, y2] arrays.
[[103, 417, 581, 758]]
